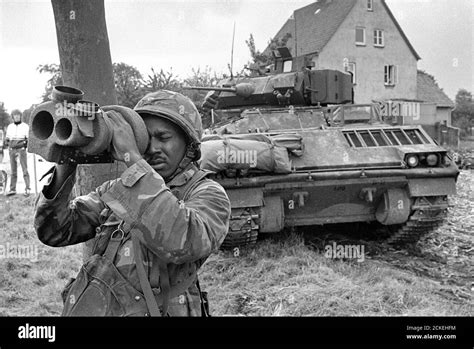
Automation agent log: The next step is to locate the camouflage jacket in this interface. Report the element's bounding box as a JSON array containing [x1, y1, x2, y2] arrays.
[[35, 159, 231, 316]]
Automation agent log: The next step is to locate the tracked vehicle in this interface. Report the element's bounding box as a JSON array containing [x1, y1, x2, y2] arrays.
[[190, 49, 459, 249]]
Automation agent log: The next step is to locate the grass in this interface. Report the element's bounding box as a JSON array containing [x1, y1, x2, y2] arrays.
[[0, 190, 472, 317], [0, 194, 82, 316], [199, 233, 471, 316]]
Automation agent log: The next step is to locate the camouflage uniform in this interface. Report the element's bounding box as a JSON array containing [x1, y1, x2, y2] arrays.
[[34, 91, 231, 316]]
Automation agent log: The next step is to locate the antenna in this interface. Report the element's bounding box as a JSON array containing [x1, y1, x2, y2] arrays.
[[230, 21, 236, 80], [294, 12, 298, 56]]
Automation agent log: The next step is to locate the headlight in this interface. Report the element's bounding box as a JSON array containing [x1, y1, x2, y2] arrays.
[[406, 154, 419, 168], [426, 154, 438, 166]]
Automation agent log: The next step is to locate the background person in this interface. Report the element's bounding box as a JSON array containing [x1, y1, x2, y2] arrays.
[[4, 109, 30, 196]]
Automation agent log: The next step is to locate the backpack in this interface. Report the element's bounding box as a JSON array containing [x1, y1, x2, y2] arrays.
[[61, 169, 212, 317]]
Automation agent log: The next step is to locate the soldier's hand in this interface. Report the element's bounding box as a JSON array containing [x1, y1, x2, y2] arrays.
[[107, 111, 142, 166], [201, 90, 220, 114]]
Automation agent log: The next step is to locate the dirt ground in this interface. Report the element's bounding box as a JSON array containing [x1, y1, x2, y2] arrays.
[[298, 170, 473, 306]]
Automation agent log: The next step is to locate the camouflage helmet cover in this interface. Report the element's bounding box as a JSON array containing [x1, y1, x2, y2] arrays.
[[134, 90, 202, 149]]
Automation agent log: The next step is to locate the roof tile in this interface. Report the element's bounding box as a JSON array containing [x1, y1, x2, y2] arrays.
[[417, 71, 454, 108]]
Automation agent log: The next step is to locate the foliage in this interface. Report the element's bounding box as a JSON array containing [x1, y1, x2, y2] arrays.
[[452, 89, 474, 138], [245, 34, 272, 67], [182, 66, 226, 128], [182, 67, 221, 102], [245, 33, 292, 76], [455, 89, 473, 106], [142, 67, 181, 94], [37, 64, 63, 103], [38, 62, 226, 126], [112, 63, 145, 108], [0, 102, 10, 132], [21, 105, 37, 125]]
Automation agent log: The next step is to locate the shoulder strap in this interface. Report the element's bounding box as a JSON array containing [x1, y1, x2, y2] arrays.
[[132, 232, 162, 316], [156, 169, 210, 316], [116, 169, 210, 317], [102, 221, 125, 261]]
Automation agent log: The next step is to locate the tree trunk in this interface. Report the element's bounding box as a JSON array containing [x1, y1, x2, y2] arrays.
[[51, 0, 125, 261]]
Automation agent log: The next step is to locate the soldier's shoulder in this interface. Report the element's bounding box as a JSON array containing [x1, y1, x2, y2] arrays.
[[97, 177, 120, 194], [193, 175, 227, 196]]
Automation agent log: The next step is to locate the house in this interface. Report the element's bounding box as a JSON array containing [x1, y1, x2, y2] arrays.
[[266, 0, 457, 145], [416, 70, 455, 125], [414, 70, 458, 147]]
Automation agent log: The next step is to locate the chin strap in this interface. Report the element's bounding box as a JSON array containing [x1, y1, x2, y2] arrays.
[[164, 142, 199, 182]]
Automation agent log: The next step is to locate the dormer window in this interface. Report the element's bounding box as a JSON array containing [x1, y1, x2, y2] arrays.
[[367, 0, 373, 11]]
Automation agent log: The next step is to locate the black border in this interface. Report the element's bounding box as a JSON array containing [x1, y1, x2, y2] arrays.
[[0, 316, 472, 348]]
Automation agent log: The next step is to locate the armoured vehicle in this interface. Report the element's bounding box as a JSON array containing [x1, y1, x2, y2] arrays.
[[189, 48, 459, 249]]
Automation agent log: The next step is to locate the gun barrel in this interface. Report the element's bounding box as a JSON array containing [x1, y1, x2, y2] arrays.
[[183, 86, 236, 93]]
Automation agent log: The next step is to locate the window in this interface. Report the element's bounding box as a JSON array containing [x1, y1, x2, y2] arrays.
[[345, 62, 356, 84], [384, 65, 397, 86], [367, 0, 373, 11], [355, 27, 366, 45], [374, 30, 384, 47], [283, 60, 293, 72]]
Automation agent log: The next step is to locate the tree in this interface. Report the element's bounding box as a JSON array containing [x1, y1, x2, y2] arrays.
[[0, 102, 10, 132], [455, 89, 472, 106], [37, 63, 62, 102], [51, 0, 120, 261], [113, 62, 144, 108], [182, 66, 222, 101], [142, 67, 181, 93], [39, 62, 145, 108], [182, 66, 225, 128], [245, 33, 292, 76], [22, 105, 38, 125], [452, 89, 474, 138]]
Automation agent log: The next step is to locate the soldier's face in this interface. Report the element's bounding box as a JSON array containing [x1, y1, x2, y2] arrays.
[[142, 116, 187, 180]]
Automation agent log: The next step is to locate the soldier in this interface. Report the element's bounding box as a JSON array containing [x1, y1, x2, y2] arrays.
[[4, 109, 30, 196], [34, 90, 231, 316]]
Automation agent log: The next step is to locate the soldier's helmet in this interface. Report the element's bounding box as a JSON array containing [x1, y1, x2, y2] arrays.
[[134, 90, 202, 160]]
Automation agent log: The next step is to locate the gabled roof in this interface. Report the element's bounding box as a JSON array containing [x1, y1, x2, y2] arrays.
[[266, 0, 357, 57], [266, 0, 420, 60], [380, 0, 420, 60], [417, 70, 454, 108]]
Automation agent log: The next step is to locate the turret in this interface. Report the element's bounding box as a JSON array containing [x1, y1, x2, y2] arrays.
[[184, 48, 353, 109]]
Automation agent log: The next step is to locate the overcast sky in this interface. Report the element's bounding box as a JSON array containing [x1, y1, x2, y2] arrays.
[[0, 0, 472, 111]]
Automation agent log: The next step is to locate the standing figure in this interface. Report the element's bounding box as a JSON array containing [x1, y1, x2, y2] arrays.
[[34, 90, 231, 316], [4, 109, 30, 196]]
